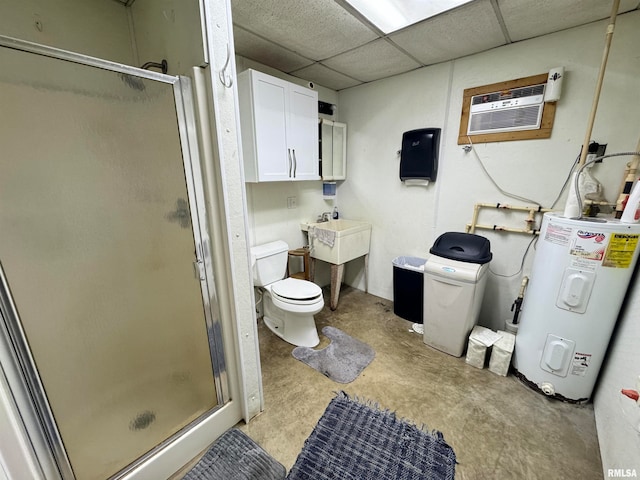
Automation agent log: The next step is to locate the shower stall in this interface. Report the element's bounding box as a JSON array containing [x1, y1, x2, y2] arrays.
[[0, 36, 233, 479]]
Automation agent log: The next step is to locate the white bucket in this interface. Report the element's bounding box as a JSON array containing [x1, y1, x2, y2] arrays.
[[504, 319, 519, 334]]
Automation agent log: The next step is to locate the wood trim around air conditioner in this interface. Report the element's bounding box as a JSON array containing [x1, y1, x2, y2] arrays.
[[457, 73, 556, 145]]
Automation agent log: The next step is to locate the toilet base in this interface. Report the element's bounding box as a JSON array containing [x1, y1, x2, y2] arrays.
[[263, 295, 320, 347]]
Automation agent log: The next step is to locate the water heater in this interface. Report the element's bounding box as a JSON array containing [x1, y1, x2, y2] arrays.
[[513, 213, 640, 402]]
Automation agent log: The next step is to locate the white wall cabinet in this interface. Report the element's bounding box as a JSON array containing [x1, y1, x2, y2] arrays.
[[320, 119, 347, 181], [238, 69, 319, 182]]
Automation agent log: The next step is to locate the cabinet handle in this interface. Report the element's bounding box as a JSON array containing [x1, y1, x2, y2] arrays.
[[292, 149, 297, 178], [288, 149, 293, 177]]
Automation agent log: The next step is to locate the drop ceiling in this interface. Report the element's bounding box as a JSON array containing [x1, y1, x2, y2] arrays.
[[231, 0, 640, 91]]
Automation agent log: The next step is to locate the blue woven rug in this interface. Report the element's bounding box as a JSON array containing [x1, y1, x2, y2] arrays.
[[286, 392, 456, 480], [182, 428, 285, 480]]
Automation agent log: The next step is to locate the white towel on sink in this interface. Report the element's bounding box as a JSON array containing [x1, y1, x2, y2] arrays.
[[309, 226, 336, 248]]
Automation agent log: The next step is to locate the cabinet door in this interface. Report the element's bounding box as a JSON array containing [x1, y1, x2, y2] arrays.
[[288, 84, 319, 181], [320, 120, 334, 179], [332, 122, 347, 180], [320, 119, 347, 181], [252, 74, 291, 181]]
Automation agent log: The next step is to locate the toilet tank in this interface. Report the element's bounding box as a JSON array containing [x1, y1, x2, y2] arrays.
[[251, 240, 289, 286]]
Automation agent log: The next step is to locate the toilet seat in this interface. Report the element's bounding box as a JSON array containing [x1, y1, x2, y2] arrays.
[[270, 278, 322, 305]]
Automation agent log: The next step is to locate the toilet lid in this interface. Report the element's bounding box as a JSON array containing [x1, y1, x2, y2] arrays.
[[272, 278, 322, 301]]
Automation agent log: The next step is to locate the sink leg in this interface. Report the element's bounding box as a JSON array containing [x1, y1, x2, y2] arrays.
[[330, 263, 344, 311], [364, 254, 369, 294], [309, 258, 316, 282]]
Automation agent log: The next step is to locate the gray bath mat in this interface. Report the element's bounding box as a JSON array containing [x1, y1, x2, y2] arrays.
[[182, 428, 285, 480], [292, 326, 375, 383]]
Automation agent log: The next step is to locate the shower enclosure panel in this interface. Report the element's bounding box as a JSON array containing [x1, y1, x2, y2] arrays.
[[0, 38, 226, 480]]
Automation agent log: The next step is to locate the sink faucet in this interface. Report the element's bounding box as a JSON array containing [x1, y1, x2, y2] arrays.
[[319, 212, 332, 222]]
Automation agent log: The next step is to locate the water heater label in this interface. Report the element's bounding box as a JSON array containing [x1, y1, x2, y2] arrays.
[[570, 257, 598, 271], [569, 230, 608, 261], [602, 233, 639, 268], [545, 221, 572, 246], [571, 352, 592, 376]]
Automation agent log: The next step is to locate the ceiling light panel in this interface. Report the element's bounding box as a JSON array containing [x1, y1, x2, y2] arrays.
[[345, 0, 475, 34]]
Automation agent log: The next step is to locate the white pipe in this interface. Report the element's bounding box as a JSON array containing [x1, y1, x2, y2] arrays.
[[563, 172, 582, 218], [578, 0, 620, 166]]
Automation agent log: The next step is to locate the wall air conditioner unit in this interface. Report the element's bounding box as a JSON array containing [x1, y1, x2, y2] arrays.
[[467, 84, 546, 135]]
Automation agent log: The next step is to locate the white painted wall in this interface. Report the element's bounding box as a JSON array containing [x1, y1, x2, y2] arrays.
[[338, 11, 640, 477], [0, 0, 133, 64], [337, 62, 451, 291], [130, 0, 207, 75], [238, 11, 640, 475], [340, 12, 640, 327], [594, 268, 640, 476]]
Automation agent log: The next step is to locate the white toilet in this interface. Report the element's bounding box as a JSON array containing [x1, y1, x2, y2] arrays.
[[251, 240, 324, 347]]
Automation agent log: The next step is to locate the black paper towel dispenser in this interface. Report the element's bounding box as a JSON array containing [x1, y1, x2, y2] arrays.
[[399, 128, 440, 182]]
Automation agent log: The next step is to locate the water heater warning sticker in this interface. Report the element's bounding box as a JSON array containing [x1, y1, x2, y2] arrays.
[[569, 230, 608, 261], [545, 222, 572, 246], [602, 233, 639, 268], [571, 353, 591, 376]]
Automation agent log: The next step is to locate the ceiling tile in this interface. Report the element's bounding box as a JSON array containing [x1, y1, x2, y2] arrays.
[[230, 0, 378, 60], [230, 0, 639, 89], [389, 0, 506, 66], [232, 26, 313, 73], [500, 0, 640, 42], [289, 63, 363, 91], [322, 38, 421, 82]]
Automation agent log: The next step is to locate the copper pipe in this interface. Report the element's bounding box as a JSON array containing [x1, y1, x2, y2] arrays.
[[467, 203, 552, 235], [584, 200, 616, 206], [475, 202, 552, 213], [469, 203, 481, 234], [466, 224, 540, 235], [615, 137, 640, 217]]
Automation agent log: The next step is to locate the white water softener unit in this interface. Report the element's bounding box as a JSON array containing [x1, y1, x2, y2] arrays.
[[513, 212, 640, 402]]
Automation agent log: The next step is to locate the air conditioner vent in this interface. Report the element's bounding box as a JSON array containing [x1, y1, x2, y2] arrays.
[[469, 105, 542, 134], [471, 84, 545, 105], [468, 83, 546, 135]]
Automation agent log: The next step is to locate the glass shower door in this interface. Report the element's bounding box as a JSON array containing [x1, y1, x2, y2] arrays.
[[0, 43, 223, 479]]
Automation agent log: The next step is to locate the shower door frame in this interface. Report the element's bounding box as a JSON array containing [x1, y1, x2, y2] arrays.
[[0, 35, 230, 480]]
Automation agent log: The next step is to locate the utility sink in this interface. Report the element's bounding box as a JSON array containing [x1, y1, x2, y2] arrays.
[[301, 219, 372, 265], [301, 219, 372, 310]]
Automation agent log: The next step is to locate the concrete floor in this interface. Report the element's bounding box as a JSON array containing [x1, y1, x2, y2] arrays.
[[240, 286, 603, 479], [178, 286, 603, 479]]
